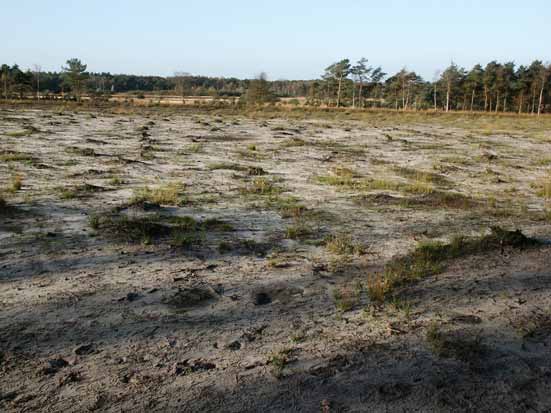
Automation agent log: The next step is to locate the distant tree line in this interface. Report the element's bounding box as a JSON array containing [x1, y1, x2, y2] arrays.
[[1, 58, 550, 113], [311, 58, 551, 115]]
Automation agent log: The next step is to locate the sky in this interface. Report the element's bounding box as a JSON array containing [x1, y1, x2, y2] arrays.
[[1, 0, 550, 80]]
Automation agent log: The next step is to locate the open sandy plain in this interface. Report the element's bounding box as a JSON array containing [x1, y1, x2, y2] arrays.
[[1, 105, 551, 412]]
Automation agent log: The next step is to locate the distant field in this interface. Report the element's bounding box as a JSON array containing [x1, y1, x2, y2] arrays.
[[1, 104, 551, 411]]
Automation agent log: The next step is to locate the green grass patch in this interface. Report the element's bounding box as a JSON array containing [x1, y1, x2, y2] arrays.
[[0, 151, 35, 163], [5, 129, 32, 137], [89, 213, 232, 245], [285, 222, 313, 240], [369, 227, 538, 304]]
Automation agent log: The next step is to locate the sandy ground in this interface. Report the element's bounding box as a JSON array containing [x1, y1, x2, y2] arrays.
[[1, 106, 551, 412]]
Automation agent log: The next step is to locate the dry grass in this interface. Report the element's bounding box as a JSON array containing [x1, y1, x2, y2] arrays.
[[281, 137, 306, 147], [240, 177, 282, 196], [404, 180, 434, 194], [132, 182, 186, 206], [393, 166, 449, 185], [536, 179, 551, 199], [208, 162, 248, 172], [5, 129, 32, 137], [264, 195, 306, 218], [333, 284, 361, 312], [57, 183, 106, 200], [325, 233, 365, 255], [366, 274, 390, 305], [7, 174, 23, 193], [267, 348, 293, 378], [285, 222, 313, 240], [0, 151, 34, 163]]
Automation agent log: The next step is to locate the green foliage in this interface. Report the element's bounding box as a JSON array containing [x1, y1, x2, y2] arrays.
[[2, 57, 550, 113], [375, 227, 538, 303], [61, 58, 88, 101], [244, 73, 277, 106]]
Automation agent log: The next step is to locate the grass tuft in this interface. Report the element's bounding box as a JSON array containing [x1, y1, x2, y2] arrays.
[[285, 222, 313, 240], [325, 233, 365, 255], [89, 212, 232, 246], [5, 130, 32, 137], [7, 174, 23, 193], [132, 182, 186, 206], [333, 284, 361, 312], [240, 177, 282, 196]]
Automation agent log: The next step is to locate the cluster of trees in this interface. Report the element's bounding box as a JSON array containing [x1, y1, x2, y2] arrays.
[[1, 58, 550, 113], [313, 58, 551, 114], [1, 59, 88, 101]]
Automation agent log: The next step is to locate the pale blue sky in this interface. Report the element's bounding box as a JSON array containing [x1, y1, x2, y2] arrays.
[[1, 0, 549, 80]]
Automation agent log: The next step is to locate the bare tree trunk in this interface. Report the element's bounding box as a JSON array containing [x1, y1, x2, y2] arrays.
[[352, 83, 356, 108], [531, 89, 536, 114], [462, 94, 467, 111], [36, 76, 40, 100], [336, 75, 343, 108], [518, 92, 524, 114], [503, 96, 507, 112], [538, 74, 546, 116], [484, 86, 488, 111], [433, 84, 437, 111], [445, 82, 450, 112], [2, 73, 7, 101], [495, 92, 499, 113], [358, 81, 363, 108], [470, 89, 475, 112]]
